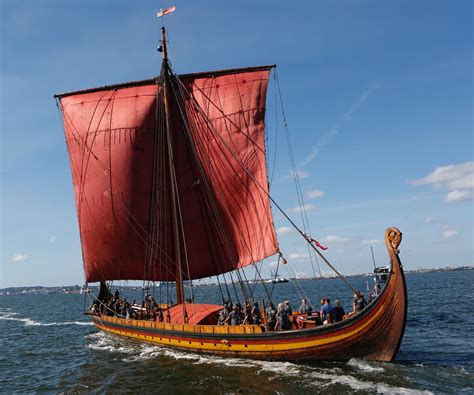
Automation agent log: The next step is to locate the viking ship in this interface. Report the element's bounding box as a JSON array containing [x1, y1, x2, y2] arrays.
[[55, 18, 407, 362]]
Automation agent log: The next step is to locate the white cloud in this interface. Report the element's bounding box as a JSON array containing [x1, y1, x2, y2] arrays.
[[281, 169, 311, 181], [306, 189, 325, 199], [448, 175, 474, 190], [343, 83, 380, 121], [411, 162, 473, 187], [293, 170, 310, 179], [288, 252, 310, 260], [443, 190, 472, 203], [299, 147, 320, 167], [299, 128, 339, 167], [268, 260, 279, 268], [299, 84, 379, 167], [290, 204, 316, 213], [424, 216, 434, 224], [11, 254, 29, 262], [276, 226, 292, 235], [321, 235, 351, 244], [362, 239, 382, 245], [410, 162, 473, 203], [442, 229, 458, 238], [49, 236, 57, 243]]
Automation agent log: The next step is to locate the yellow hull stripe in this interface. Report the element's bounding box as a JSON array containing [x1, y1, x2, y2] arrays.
[[95, 302, 385, 354]]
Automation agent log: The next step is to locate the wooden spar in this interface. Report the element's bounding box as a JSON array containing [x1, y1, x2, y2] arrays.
[[160, 26, 184, 305]]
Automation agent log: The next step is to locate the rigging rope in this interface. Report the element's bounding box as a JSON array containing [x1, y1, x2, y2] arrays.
[[274, 69, 322, 279], [169, 73, 253, 304], [171, 71, 278, 304], [177, 73, 355, 293]]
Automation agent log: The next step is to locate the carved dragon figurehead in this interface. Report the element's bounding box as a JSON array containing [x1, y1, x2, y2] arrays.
[[385, 227, 402, 255]]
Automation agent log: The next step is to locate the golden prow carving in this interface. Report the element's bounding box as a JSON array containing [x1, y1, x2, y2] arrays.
[[385, 227, 402, 254]]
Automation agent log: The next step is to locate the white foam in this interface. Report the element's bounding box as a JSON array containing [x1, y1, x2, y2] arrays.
[[123, 346, 170, 362], [0, 311, 42, 326], [305, 369, 434, 394], [348, 358, 385, 372], [0, 310, 19, 316], [87, 333, 177, 363], [0, 310, 92, 327], [84, 331, 434, 394]]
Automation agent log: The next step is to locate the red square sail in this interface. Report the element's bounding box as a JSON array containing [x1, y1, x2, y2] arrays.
[[58, 66, 278, 282]]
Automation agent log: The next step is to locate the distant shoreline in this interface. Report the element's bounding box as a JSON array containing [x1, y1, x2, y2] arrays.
[[1, 265, 472, 296]]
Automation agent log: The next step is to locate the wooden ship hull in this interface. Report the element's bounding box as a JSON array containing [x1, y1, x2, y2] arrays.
[[90, 228, 407, 362]]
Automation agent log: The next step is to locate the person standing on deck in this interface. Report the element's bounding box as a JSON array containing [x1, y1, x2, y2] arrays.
[[299, 299, 313, 317], [266, 302, 277, 331], [352, 291, 367, 313], [334, 300, 345, 322], [243, 302, 252, 324], [320, 298, 336, 324], [275, 303, 291, 330], [218, 302, 230, 325], [251, 302, 262, 325], [231, 305, 242, 325], [224, 305, 242, 325]]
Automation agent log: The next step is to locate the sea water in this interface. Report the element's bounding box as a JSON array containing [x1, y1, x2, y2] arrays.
[[0, 270, 473, 393]]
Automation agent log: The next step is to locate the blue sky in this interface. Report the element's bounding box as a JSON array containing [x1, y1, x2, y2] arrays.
[[1, 0, 472, 287]]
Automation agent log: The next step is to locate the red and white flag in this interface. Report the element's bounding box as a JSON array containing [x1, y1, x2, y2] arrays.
[[157, 6, 176, 18], [304, 233, 328, 250], [311, 238, 328, 251]]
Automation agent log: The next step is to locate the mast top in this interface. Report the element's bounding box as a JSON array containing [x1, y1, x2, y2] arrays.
[[160, 27, 168, 61], [156, 6, 176, 61]]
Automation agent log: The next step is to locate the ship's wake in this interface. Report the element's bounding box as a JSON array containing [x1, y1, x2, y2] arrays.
[[85, 331, 434, 394]]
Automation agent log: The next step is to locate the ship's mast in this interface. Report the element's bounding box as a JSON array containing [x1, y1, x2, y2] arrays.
[[160, 26, 184, 305]]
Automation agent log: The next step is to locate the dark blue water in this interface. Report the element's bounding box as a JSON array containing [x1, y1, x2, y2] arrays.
[[1, 270, 473, 393]]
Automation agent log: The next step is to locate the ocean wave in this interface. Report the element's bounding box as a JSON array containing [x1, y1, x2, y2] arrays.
[[347, 358, 385, 372], [85, 331, 434, 393], [86, 332, 194, 362], [253, 360, 433, 394], [309, 370, 434, 394], [30, 321, 94, 326], [0, 310, 93, 327]]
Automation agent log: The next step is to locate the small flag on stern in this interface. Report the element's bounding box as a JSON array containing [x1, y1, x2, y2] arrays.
[[157, 6, 176, 18]]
